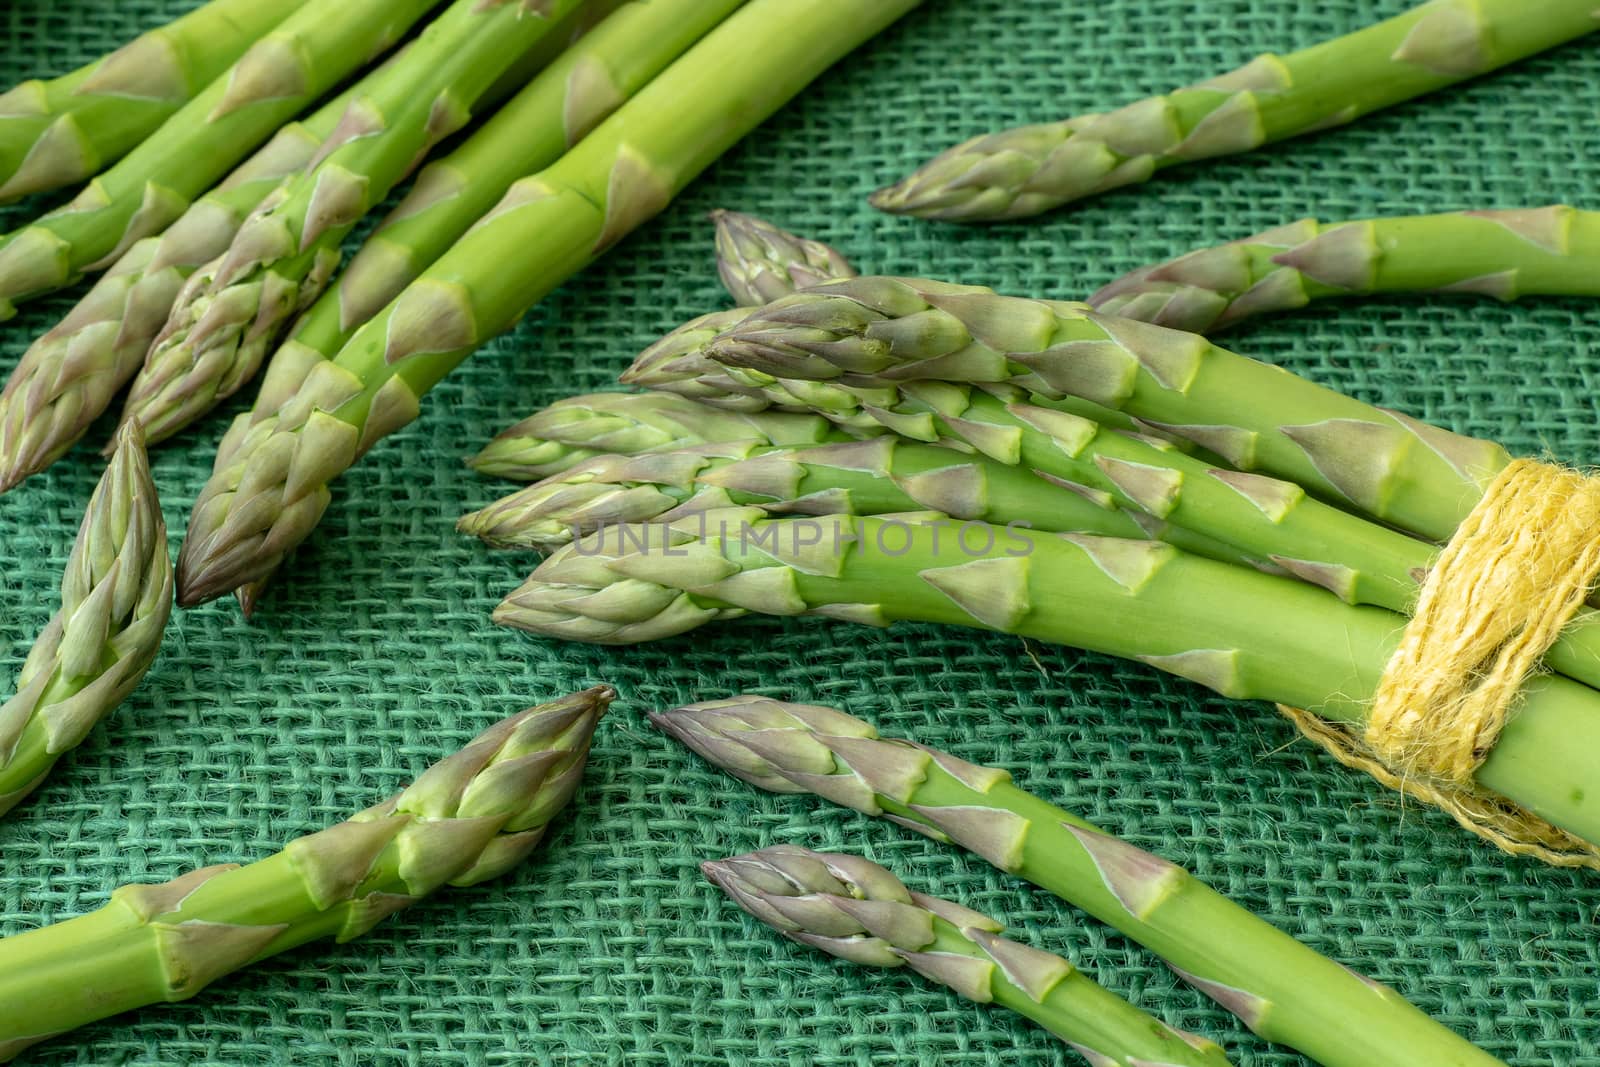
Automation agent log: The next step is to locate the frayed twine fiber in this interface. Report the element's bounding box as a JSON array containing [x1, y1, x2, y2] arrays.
[[1281, 458, 1600, 869]]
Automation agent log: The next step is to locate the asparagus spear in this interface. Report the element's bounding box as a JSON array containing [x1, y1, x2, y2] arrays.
[[0, 0, 307, 202], [706, 845, 1235, 1067], [1091, 206, 1600, 333], [620, 307, 809, 411], [498, 510, 1600, 854], [116, 0, 603, 448], [0, 0, 442, 320], [0, 92, 355, 494], [871, 0, 1600, 220], [711, 209, 856, 306], [469, 391, 861, 482], [0, 422, 171, 817], [622, 305, 1157, 440], [0, 685, 612, 1061], [662, 697, 1506, 1067], [459, 436, 1253, 567], [696, 276, 1508, 543], [174, 0, 926, 609], [615, 213, 856, 409]]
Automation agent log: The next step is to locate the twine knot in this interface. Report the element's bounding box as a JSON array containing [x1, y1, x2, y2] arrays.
[[1283, 458, 1600, 868]]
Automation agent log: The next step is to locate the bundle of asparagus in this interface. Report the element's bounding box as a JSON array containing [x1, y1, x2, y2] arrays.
[[489, 268, 1600, 864], [872, 0, 1600, 220], [172, 0, 925, 609], [666, 697, 1505, 1067], [0, 686, 613, 1061]]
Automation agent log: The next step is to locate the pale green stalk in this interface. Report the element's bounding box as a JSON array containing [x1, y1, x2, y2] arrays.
[[660, 696, 1506, 1067], [706, 845, 1234, 1066], [0, 422, 171, 817], [252, 0, 747, 437], [497, 510, 1600, 855], [0, 0, 307, 201], [872, 0, 1600, 220], [0, 0, 441, 319], [1092, 206, 1600, 332], [0, 686, 612, 1062], [174, 0, 926, 608]]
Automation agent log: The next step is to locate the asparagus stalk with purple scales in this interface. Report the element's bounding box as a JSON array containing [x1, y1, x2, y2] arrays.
[[496, 509, 1600, 856], [706, 845, 1235, 1067], [871, 0, 1600, 221], [0, 422, 171, 816], [0, 0, 307, 202], [469, 391, 864, 483], [711, 209, 856, 306], [0, 0, 443, 320], [1089, 206, 1600, 333], [174, 0, 927, 609], [660, 697, 1505, 1067], [0, 686, 613, 1061]]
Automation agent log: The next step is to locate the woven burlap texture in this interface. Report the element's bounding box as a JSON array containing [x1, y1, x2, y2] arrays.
[[2, 1, 1598, 1064]]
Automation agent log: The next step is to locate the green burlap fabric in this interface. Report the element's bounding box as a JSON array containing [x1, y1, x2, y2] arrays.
[[2, 1, 1598, 1063]]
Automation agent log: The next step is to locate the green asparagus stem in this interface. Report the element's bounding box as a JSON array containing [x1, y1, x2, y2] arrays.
[[498, 510, 1600, 854], [1091, 206, 1600, 332], [697, 276, 1511, 544], [117, 0, 601, 448], [0, 92, 354, 494], [0, 0, 307, 202], [0, 0, 441, 320], [174, 0, 926, 608], [459, 436, 1253, 567], [661, 697, 1506, 1067], [0, 422, 171, 817], [705, 845, 1234, 1067], [872, 0, 1600, 221], [469, 391, 861, 482], [711, 209, 856, 306], [0, 685, 612, 1061]]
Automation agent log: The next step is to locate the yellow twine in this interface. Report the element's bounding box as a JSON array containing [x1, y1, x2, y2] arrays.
[[1281, 458, 1600, 869]]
